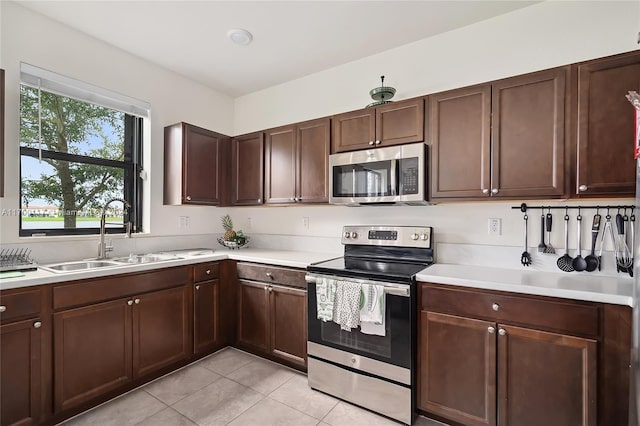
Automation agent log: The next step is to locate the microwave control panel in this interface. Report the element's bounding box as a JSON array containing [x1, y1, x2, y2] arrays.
[[400, 158, 419, 195]]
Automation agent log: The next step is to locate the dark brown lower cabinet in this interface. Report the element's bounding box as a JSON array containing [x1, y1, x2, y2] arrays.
[[269, 285, 306, 366], [420, 311, 496, 426], [193, 279, 220, 355], [1, 318, 41, 426], [53, 286, 188, 413], [237, 280, 269, 352], [54, 298, 132, 412], [132, 286, 189, 378], [497, 324, 596, 426], [237, 277, 307, 369], [418, 283, 625, 426]]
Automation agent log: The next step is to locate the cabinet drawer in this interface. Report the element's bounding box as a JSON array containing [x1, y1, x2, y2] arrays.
[[53, 266, 189, 310], [194, 262, 219, 282], [236, 262, 306, 289], [0, 288, 41, 322], [421, 283, 599, 337]]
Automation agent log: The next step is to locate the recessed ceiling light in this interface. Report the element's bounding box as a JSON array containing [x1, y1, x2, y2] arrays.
[[227, 29, 253, 46]]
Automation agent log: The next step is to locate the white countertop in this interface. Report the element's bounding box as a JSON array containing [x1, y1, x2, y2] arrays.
[[416, 264, 634, 307], [1, 248, 634, 307], [0, 248, 340, 291]]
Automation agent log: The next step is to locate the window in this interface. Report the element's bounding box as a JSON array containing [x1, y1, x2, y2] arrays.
[[19, 64, 147, 236]]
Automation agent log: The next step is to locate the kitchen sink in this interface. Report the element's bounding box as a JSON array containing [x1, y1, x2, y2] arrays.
[[40, 260, 122, 273], [40, 253, 183, 273], [111, 253, 183, 264]]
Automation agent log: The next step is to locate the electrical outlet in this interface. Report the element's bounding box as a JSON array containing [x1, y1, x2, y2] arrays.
[[488, 218, 501, 236], [179, 216, 190, 229], [246, 217, 252, 230], [303, 216, 309, 230]]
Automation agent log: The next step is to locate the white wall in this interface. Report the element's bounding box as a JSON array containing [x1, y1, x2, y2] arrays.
[[0, 1, 234, 244], [229, 0, 639, 252], [0, 1, 638, 263], [234, 1, 639, 134]]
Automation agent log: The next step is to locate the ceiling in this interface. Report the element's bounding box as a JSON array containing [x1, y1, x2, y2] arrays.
[[17, 1, 539, 97]]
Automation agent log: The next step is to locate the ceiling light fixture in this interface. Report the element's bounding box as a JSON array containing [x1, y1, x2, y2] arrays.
[[227, 28, 253, 46]]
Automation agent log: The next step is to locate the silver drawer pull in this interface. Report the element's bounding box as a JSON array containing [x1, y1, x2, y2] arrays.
[[0, 305, 6, 313], [33, 321, 42, 329], [206, 269, 211, 275], [498, 328, 506, 336], [492, 303, 500, 311]]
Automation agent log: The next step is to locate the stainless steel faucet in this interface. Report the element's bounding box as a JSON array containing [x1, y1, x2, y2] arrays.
[[97, 198, 132, 259]]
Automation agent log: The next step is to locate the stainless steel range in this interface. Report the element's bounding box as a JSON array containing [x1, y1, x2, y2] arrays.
[[306, 225, 433, 425]]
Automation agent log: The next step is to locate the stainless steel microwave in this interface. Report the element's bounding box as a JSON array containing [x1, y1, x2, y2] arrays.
[[329, 142, 428, 205]]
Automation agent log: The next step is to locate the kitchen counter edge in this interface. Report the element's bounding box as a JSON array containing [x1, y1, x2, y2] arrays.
[[417, 263, 634, 307], [0, 248, 341, 291]]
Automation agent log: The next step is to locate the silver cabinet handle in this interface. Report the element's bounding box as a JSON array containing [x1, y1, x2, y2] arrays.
[[268, 287, 273, 292], [265, 272, 273, 279], [195, 285, 200, 290], [492, 303, 500, 311], [186, 196, 192, 201], [33, 321, 42, 329], [498, 328, 506, 336], [257, 198, 262, 203], [488, 326, 495, 334], [579, 185, 588, 192], [134, 298, 140, 304], [368, 141, 374, 146], [482, 189, 489, 195], [491, 188, 499, 194], [127, 300, 133, 306], [290, 198, 295, 202], [375, 140, 381, 145], [0, 305, 5, 313], [205, 269, 211, 275]]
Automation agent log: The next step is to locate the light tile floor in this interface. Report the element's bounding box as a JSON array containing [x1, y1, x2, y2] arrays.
[[60, 348, 448, 426]]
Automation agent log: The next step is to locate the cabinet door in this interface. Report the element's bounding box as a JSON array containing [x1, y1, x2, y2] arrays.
[[375, 98, 424, 147], [430, 85, 492, 199], [132, 286, 189, 378], [265, 125, 297, 204], [297, 118, 330, 203], [237, 280, 269, 352], [418, 311, 496, 426], [193, 279, 219, 355], [491, 67, 567, 198], [231, 133, 264, 205], [269, 285, 307, 367], [1, 318, 41, 426], [576, 52, 640, 196], [183, 124, 223, 205], [54, 298, 132, 412], [332, 108, 375, 153], [497, 325, 597, 426]]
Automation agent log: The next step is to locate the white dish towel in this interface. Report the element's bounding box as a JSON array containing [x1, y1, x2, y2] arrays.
[[316, 277, 337, 322], [332, 280, 362, 331], [360, 284, 386, 336]]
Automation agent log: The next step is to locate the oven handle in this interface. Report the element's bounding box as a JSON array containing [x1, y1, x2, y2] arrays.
[[305, 274, 410, 297]]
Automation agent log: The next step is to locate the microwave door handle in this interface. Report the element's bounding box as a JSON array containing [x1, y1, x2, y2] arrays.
[[390, 160, 398, 196]]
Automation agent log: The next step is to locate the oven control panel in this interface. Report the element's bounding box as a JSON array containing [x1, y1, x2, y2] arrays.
[[342, 225, 432, 248]]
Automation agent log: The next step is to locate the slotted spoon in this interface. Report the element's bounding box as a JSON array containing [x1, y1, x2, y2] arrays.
[[557, 213, 574, 272]]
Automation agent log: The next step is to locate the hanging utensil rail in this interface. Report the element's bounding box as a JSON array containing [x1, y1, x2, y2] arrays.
[[513, 203, 635, 212]]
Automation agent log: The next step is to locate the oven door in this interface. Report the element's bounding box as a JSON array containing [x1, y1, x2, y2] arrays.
[[306, 274, 413, 369]]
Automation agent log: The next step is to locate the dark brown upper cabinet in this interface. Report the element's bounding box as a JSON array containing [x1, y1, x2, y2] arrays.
[[231, 132, 264, 205], [1, 69, 5, 198], [332, 98, 424, 153], [574, 51, 640, 197], [430, 67, 567, 200], [265, 118, 330, 204], [164, 122, 229, 206]]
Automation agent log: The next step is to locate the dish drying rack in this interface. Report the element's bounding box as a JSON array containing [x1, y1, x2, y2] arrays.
[[0, 248, 37, 272]]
